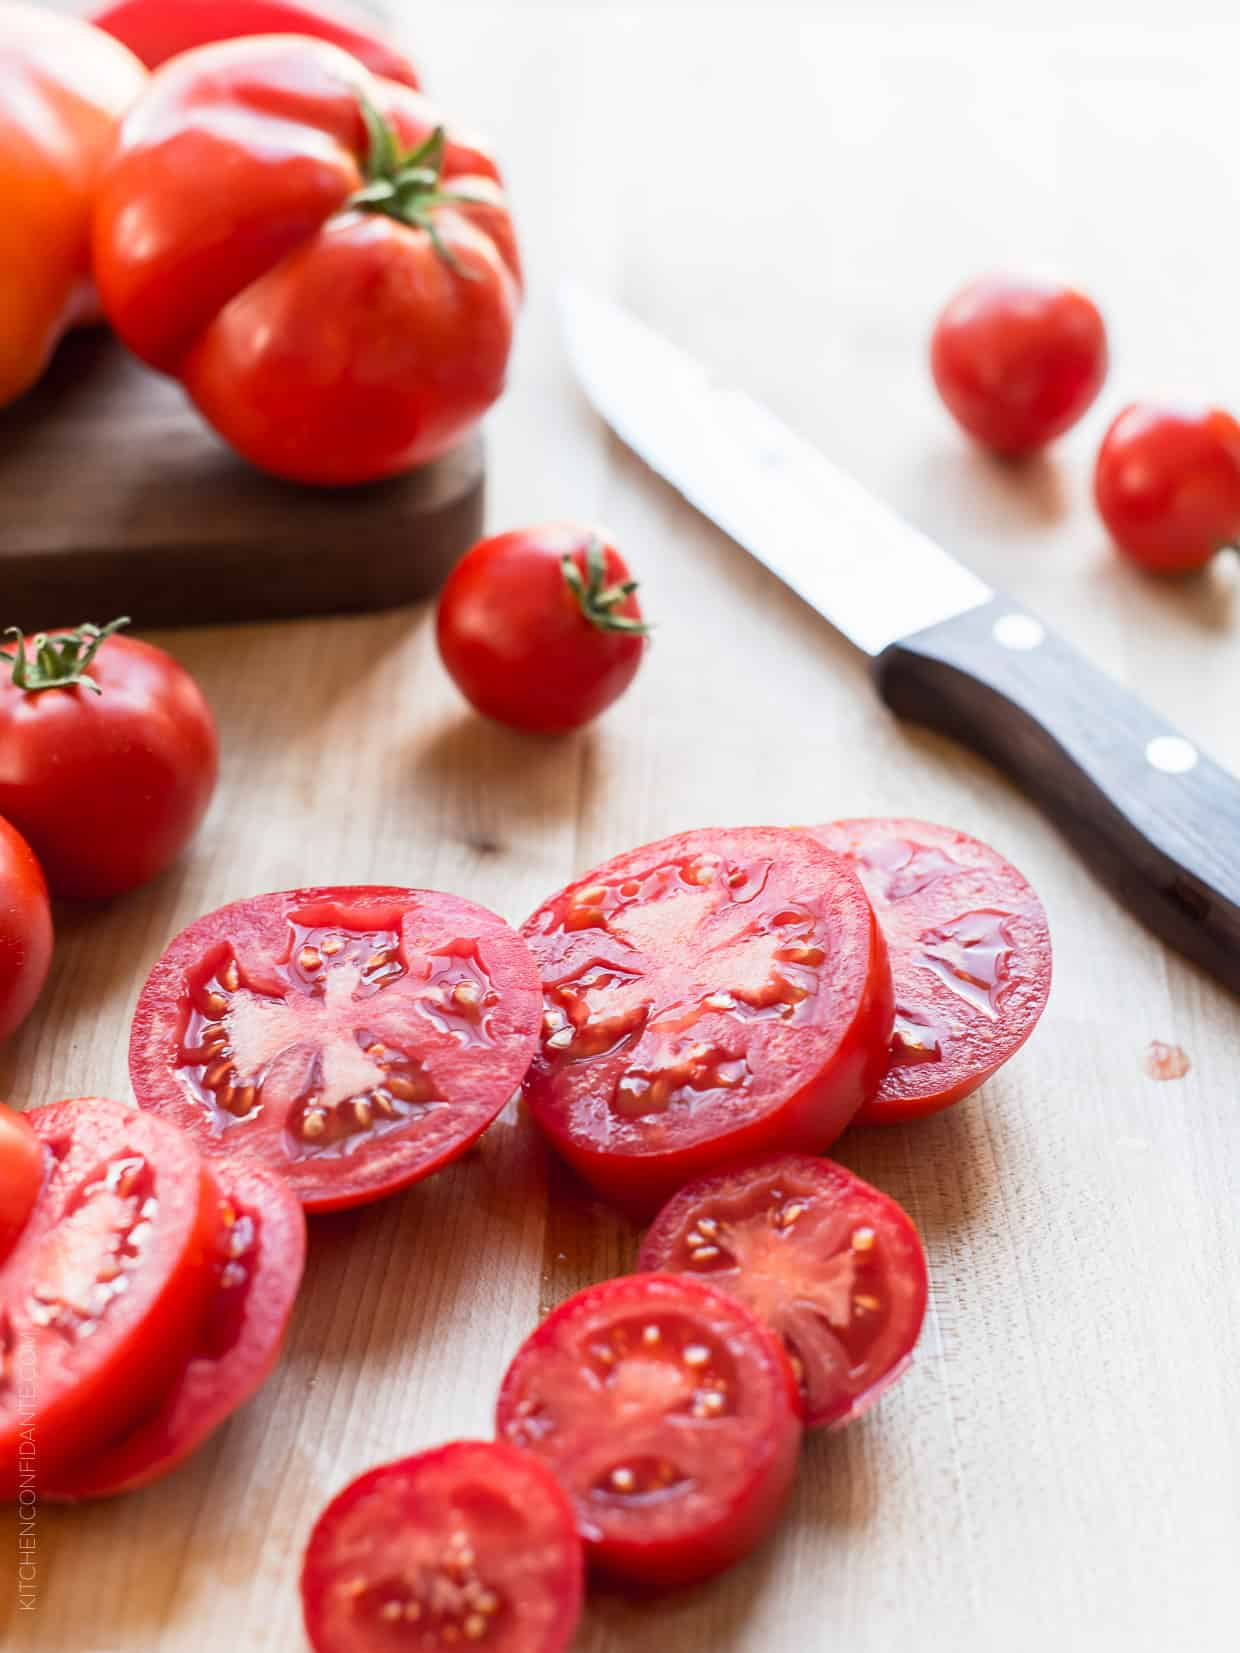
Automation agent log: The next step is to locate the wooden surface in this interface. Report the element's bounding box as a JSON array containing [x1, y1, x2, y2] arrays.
[[5, 6, 1239, 1651]]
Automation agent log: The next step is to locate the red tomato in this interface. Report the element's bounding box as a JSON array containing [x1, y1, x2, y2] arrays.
[[0, 816, 53, 1039], [1094, 403, 1240, 574], [0, 620, 218, 901], [92, 0, 421, 88], [930, 275, 1107, 455], [302, 1441, 584, 1653], [495, 1273, 803, 1589], [93, 38, 521, 485], [48, 1163, 305, 1499], [129, 886, 543, 1212], [638, 1155, 928, 1429], [812, 819, 1052, 1122], [0, 1098, 223, 1496], [520, 827, 893, 1216], [0, 1104, 43, 1264], [436, 526, 648, 734]]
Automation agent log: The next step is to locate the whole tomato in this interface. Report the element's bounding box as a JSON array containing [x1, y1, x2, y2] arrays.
[[0, 620, 218, 901], [92, 38, 521, 486], [0, 818, 52, 1043], [1094, 403, 1240, 574], [436, 526, 649, 733], [931, 275, 1108, 455]]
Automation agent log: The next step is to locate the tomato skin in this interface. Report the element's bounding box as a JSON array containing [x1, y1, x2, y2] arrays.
[[0, 631, 218, 902], [1094, 403, 1240, 574], [0, 818, 53, 1041], [0, 1104, 44, 1264], [437, 526, 647, 734], [931, 275, 1107, 455]]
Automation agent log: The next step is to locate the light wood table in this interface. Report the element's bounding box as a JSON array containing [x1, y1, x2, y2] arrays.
[[5, 7, 1238, 1650]]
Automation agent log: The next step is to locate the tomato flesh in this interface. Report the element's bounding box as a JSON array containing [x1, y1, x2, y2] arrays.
[[48, 1163, 305, 1499], [495, 1273, 803, 1589], [0, 1104, 43, 1264], [130, 887, 543, 1212], [521, 828, 893, 1216], [301, 1440, 584, 1653], [639, 1155, 927, 1429], [811, 819, 1051, 1121]]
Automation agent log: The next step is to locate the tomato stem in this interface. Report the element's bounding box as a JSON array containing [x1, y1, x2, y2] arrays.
[[561, 541, 651, 635], [1, 618, 130, 695], [346, 96, 483, 275]]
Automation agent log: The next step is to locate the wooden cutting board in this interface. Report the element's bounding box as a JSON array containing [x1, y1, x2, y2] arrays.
[[0, 329, 485, 631]]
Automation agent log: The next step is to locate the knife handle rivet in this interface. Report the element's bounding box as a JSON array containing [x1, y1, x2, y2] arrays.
[[992, 613, 1045, 651], [1145, 735, 1199, 775]]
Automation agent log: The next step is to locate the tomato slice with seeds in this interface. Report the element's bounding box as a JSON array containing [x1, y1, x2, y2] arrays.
[[301, 1440, 584, 1653], [0, 1103, 43, 1265], [811, 819, 1052, 1122], [520, 828, 893, 1217], [48, 1163, 305, 1499], [495, 1273, 803, 1589], [0, 1097, 222, 1496], [638, 1155, 927, 1429], [129, 887, 543, 1212]]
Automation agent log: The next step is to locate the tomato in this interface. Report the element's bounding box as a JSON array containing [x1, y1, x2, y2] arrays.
[[0, 1104, 43, 1264], [1093, 403, 1240, 574], [93, 38, 521, 485], [495, 1273, 802, 1589], [129, 886, 543, 1212], [301, 1441, 584, 1653], [520, 827, 893, 1217], [48, 1163, 305, 1499], [930, 275, 1107, 455], [0, 4, 146, 408], [436, 526, 649, 734], [0, 620, 218, 901], [638, 1155, 927, 1429], [0, 1097, 223, 1496], [811, 818, 1051, 1122], [0, 817, 53, 1040], [92, 0, 421, 88]]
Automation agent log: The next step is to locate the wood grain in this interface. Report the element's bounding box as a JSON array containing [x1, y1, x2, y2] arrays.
[[4, 7, 1239, 1652]]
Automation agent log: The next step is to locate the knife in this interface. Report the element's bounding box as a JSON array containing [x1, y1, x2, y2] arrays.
[[561, 283, 1240, 995]]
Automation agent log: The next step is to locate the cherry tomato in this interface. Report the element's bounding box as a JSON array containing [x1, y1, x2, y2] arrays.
[[1094, 403, 1240, 574], [520, 827, 893, 1216], [811, 819, 1051, 1122], [0, 1098, 223, 1496], [638, 1155, 927, 1429], [48, 1163, 305, 1499], [496, 1273, 803, 1589], [930, 275, 1107, 455], [436, 526, 648, 734], [0, 620, 218, 901], [0, 816, 53, 1040], [0, 1104, 43, 1264], [129, 886, 542, 1212]]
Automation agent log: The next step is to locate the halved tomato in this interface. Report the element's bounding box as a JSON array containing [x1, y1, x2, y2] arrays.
[[0, 1103, 43, 1264], [638, 1155, 927, 1429], [48, 1163, 305, 1498], [811, 819, 1052, 1122], [129, 887, 543, 1212], [301, 1440, 585, 1653], [520, 827, 893, 1216], [495, 1273, 803, 1589], [0, 1097, 221, 1495]]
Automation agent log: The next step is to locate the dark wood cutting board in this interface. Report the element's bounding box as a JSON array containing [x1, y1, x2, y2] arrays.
[[0, 330, 485, 631]]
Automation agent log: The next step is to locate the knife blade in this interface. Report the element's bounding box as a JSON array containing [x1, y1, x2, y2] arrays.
[[561, 282, 1240, 994]]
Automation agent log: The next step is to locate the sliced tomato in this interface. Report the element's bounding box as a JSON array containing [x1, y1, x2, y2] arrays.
[[638, 1155, 927, 1429], [48, 1163, 305, 1499], [0, 1097, 222, 1495], [520, 827, 893, 1216], [0, 1103, 43, 1264], [301, 1440, 584, 1653], [811, 819, 1052, 1122], [495, 1273, 803, 1589], [129, 887, 542, 1212]]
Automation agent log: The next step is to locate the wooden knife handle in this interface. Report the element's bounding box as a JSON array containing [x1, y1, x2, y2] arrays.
[[873, 594, 1240, 994]]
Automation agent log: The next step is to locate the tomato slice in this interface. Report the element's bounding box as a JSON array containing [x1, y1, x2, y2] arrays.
[[638, 1155, 927, 1429], [520, 828, 893, 1216], [495, 1273, 803, 1589], [301, 1440, 585, 1653], [811, 819, 1052, 1122], [48, 1163, 305, 1499], [0, 1104, 43, 1264], [129, 887, 543, 1212], [0, 1097, 222, 1495]]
